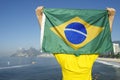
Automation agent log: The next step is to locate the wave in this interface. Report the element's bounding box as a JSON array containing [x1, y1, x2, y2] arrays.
[[96, 60, 120, 68], [0, 64, 31, 70]]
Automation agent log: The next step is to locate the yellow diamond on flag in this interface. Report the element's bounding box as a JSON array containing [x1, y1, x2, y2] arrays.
[[50, 17, 103, 50]]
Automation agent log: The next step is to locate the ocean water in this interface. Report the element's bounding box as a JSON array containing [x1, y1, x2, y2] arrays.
[[0, 57, 62, 80], [0, 57, 120, 80]]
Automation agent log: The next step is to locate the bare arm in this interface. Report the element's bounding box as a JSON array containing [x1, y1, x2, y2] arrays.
[[107, 8, 116, 31], [36, 6, 44, 27]]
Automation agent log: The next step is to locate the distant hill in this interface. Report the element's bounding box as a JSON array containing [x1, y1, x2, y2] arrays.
[[113, 41, 120, 45], [11, 47, 41, 57]]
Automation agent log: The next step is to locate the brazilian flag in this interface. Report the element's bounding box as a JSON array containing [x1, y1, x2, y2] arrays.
[[40, 8, 113, 56]]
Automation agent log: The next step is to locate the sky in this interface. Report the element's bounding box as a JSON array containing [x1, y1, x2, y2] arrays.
[[0, 0, 120, 56]]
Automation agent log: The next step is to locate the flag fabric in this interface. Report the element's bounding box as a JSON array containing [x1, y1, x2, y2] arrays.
[[40, 8, 113, 56]]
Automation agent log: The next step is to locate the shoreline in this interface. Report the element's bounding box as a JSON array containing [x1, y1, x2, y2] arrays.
[[97, 57, 120, 63], [96, 57, 120, 68]]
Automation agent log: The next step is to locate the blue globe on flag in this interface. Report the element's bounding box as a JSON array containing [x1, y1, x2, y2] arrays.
[[64, 22, 87, 44]]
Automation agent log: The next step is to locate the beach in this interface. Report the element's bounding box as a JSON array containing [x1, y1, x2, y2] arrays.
[[96, 58, 120, 68], [97, 58, 120, 63]]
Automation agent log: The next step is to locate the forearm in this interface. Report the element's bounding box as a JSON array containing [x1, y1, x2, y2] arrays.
[[36, 6, 44, 27], [107, 8, 116, 31]]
